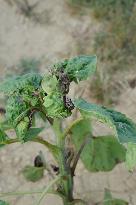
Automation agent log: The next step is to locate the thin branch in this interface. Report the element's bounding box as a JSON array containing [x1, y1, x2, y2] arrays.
[[0, 189, 60, 198], [1, 137, 59, 161], [35, 175, 61, 205], [71, 136, 91, 175], [0, 190, 42, 197]]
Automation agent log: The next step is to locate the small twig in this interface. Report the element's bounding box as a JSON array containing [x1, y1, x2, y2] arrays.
[[71, 136, 91, 175], [1, 137, 59, 161], [0, 190, 42, 197], [35, 175, 61, 205], [0, 189, 60, 198]]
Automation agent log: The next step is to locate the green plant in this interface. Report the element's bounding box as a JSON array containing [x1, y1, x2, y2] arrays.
[[0, 55, 136, 205]]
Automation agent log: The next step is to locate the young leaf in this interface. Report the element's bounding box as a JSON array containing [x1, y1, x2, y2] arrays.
[[103, 189, 128, 205], [22, 165, 44, 182], [125, 142, 136, 171], [0, 200, 9, 205], [53, 55, 97, 83], [74, 99, 136, 143]]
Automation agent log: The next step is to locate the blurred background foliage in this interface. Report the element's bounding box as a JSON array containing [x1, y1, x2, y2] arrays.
[[68, 0, 136, 105]]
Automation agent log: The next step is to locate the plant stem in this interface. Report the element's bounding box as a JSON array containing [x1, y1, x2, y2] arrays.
[[71, 136, 90, 176], [53, 120, 74, 204]]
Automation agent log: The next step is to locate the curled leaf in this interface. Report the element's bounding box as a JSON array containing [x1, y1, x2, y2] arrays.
[[74, 99, 136, 143]]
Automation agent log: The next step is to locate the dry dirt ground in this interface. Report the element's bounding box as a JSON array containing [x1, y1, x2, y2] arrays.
[[0, 0, 136, 204]]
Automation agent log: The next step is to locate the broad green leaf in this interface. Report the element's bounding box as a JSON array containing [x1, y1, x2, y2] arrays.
[[0, 129, 8, 148], [125, 142, 136, 171], [22, 165, 44, 182], [0, 200, 9, 205], [71, 120, 126, 172], [104, 189, 128, 205], [53, 55, 97, 83], [74, 99, 136, 143]]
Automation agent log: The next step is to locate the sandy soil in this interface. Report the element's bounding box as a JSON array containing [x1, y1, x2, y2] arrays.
[[0, 0, 136, 204]]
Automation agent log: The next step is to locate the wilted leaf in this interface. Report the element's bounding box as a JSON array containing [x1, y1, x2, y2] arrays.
[[71, 120, 126, 172], [125, 142, 136, 171], [22, 165, 44, 182], [74, 99, 136, 143], [53, 55, 97, 83], [103, 189, 128, 205]]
